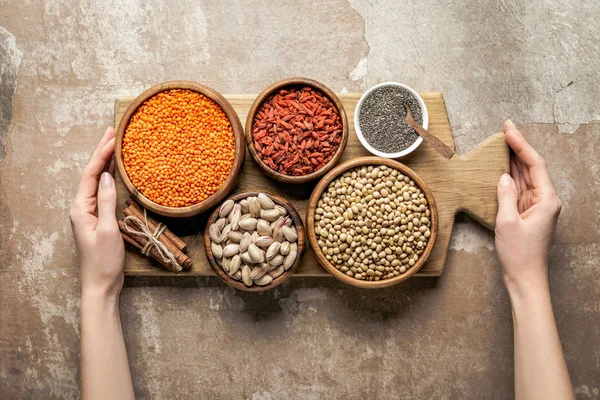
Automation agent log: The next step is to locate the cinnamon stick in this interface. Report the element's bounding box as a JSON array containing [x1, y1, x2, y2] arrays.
[[119, 220, 182, 273], [125, 198, 188, 252], [122, 206, 191, 269]]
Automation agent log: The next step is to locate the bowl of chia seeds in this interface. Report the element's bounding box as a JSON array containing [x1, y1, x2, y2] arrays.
[[354, 82, 428, 158]]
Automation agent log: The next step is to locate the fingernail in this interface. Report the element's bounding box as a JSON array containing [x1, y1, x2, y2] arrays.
[[101, 172, 113, 187], [505, 119, 516, 131], [104, 127, 112, 138], [499, 173, 512, 187]]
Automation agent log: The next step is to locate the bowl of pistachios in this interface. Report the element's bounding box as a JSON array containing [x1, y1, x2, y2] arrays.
[[204, 191, 305, 291]]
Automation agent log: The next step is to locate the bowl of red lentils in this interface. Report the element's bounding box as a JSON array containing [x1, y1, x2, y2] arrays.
[[245, 78, 349, 184], [115, 81, 245, 218]]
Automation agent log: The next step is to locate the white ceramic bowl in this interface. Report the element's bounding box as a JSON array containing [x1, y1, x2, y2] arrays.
[[354, 82, 428, 158]]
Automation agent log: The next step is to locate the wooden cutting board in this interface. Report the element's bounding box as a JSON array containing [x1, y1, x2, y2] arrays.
[[114, 93, 509, 277]]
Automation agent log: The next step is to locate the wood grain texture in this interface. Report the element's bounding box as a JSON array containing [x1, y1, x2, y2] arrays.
[[114, 92, 509, 277]]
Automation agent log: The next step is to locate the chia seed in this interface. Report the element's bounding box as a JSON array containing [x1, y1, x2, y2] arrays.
[[358, 86, 423, 154]]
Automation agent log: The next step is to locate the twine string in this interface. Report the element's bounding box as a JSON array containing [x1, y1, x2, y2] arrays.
[[123, 209, 181, 270]]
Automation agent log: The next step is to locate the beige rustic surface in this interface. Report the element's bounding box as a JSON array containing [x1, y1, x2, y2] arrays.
[[1, 1, 599, 399]]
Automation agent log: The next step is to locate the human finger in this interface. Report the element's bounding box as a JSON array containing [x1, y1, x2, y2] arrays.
[[513, 157, 528, 194], [96, 172, 118, 236], [74, 136, 116, 205], [504, 120, 554, 192], [496, 173, 520, 226], [516, 157, 532, 188], [510, 157, 523, 197]]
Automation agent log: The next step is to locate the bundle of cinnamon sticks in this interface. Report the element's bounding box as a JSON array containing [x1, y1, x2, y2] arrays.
[[118, 198, 192, 273]]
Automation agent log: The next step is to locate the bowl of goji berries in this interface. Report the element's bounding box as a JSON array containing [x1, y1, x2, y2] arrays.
[[115, 81, 246, 218], [245, 78, 349, 184]]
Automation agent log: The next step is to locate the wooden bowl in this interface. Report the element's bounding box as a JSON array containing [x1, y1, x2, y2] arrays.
[[115, 81, 245, 218], [245, 77, 349, 184], [204, 190, 305, 292], [306, 156, 438, 289]]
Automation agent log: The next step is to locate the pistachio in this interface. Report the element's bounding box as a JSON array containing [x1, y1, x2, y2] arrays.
[[228, 230, 243, 242], [254, 236, 274, 248], [240, 251, 253, 264], [282, 225, 298, 242], [273, 227, 283, 242], [269, 254, 284, 267], [248, 244, 265, 263], [249, 197, 262, 218], [215, 217, 227, 231], [269, 265, 285, 279], [257, 193, 275, 209], [229, 255, 241, 274], [260, 209, 280, 221], [256, 219, 272, 236], [280, 241, 291, 256], [284, 251, 297, 270], [239, 232, 252, 252], [209, 224, 222, 244], [222, 244, 240, 257], [266, 242, 281, 260], [254, 274, 273, 286], [211, 242, 223, 259], [229, 269, 242, 280], [241, 265, 252, 287], [239, 217, 258, 231], [250, 263, 269, 280], [219, 199, 234, 217]]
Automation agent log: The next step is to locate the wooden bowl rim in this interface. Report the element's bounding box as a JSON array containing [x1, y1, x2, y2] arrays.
[[115, 80, 245, 218], [203, 190, 306, 292], [306, 156, 438, 289], [244, 77, 349, 184]]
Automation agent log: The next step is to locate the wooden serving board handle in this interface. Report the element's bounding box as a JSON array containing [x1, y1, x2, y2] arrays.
[[450, 132, 508, 229]]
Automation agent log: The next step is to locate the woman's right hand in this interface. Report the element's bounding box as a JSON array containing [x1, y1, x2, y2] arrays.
[[495, 120, 562, 296]]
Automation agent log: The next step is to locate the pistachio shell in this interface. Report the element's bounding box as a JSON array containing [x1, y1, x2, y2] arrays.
[[269, 265, 285, 279], [260, 209, 280, 221], [240, 251, 253, 264], [209, 224, 222, 244], [221, 224, 232, 242], [211, 242, 223, 259], [239, 199, 250, 213], [268, 254, 284, 267], [266, 242, 281, 260], [249, 198, 262, 218], [239, 217, 258, 231], [222, 244, 240, 257], [274, 205, 287, 216], [239, 232, 252, 253], [254, 274, 273, 286], [214, 217, 227, 231], [229, 270, 242, 280], [284, 251, 297, 270], [254, 236, 274, 248], [241, 265, 252, 287], [228, 230, 243, 242], [219, 199, 234, 217], [229, 255, 241, 274], [250, 263, 269, 280], [256, 219, 272, 236], [282, 225, 298, 242], [280, 241, 291, 256], [257, 193, 275, 209], [247, 244, 265, 263], [273, 228, 283, 242]]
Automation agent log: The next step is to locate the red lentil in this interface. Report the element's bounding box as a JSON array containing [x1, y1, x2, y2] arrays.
[[123, 89, 235, 207], [252, 86, 342, 176]]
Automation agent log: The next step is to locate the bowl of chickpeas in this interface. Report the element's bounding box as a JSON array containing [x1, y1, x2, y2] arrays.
[[115, 81, 246, 218]]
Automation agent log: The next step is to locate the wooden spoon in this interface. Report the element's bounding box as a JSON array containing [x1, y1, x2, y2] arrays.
[[404, 104, 454, 160]]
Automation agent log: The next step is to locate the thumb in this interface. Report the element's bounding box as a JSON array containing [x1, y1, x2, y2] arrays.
[[496, 173, 520, 224], [96, 172, 118, 234]]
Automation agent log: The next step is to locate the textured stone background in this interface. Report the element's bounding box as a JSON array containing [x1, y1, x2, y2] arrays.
[[1, 1, 599, 399]]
